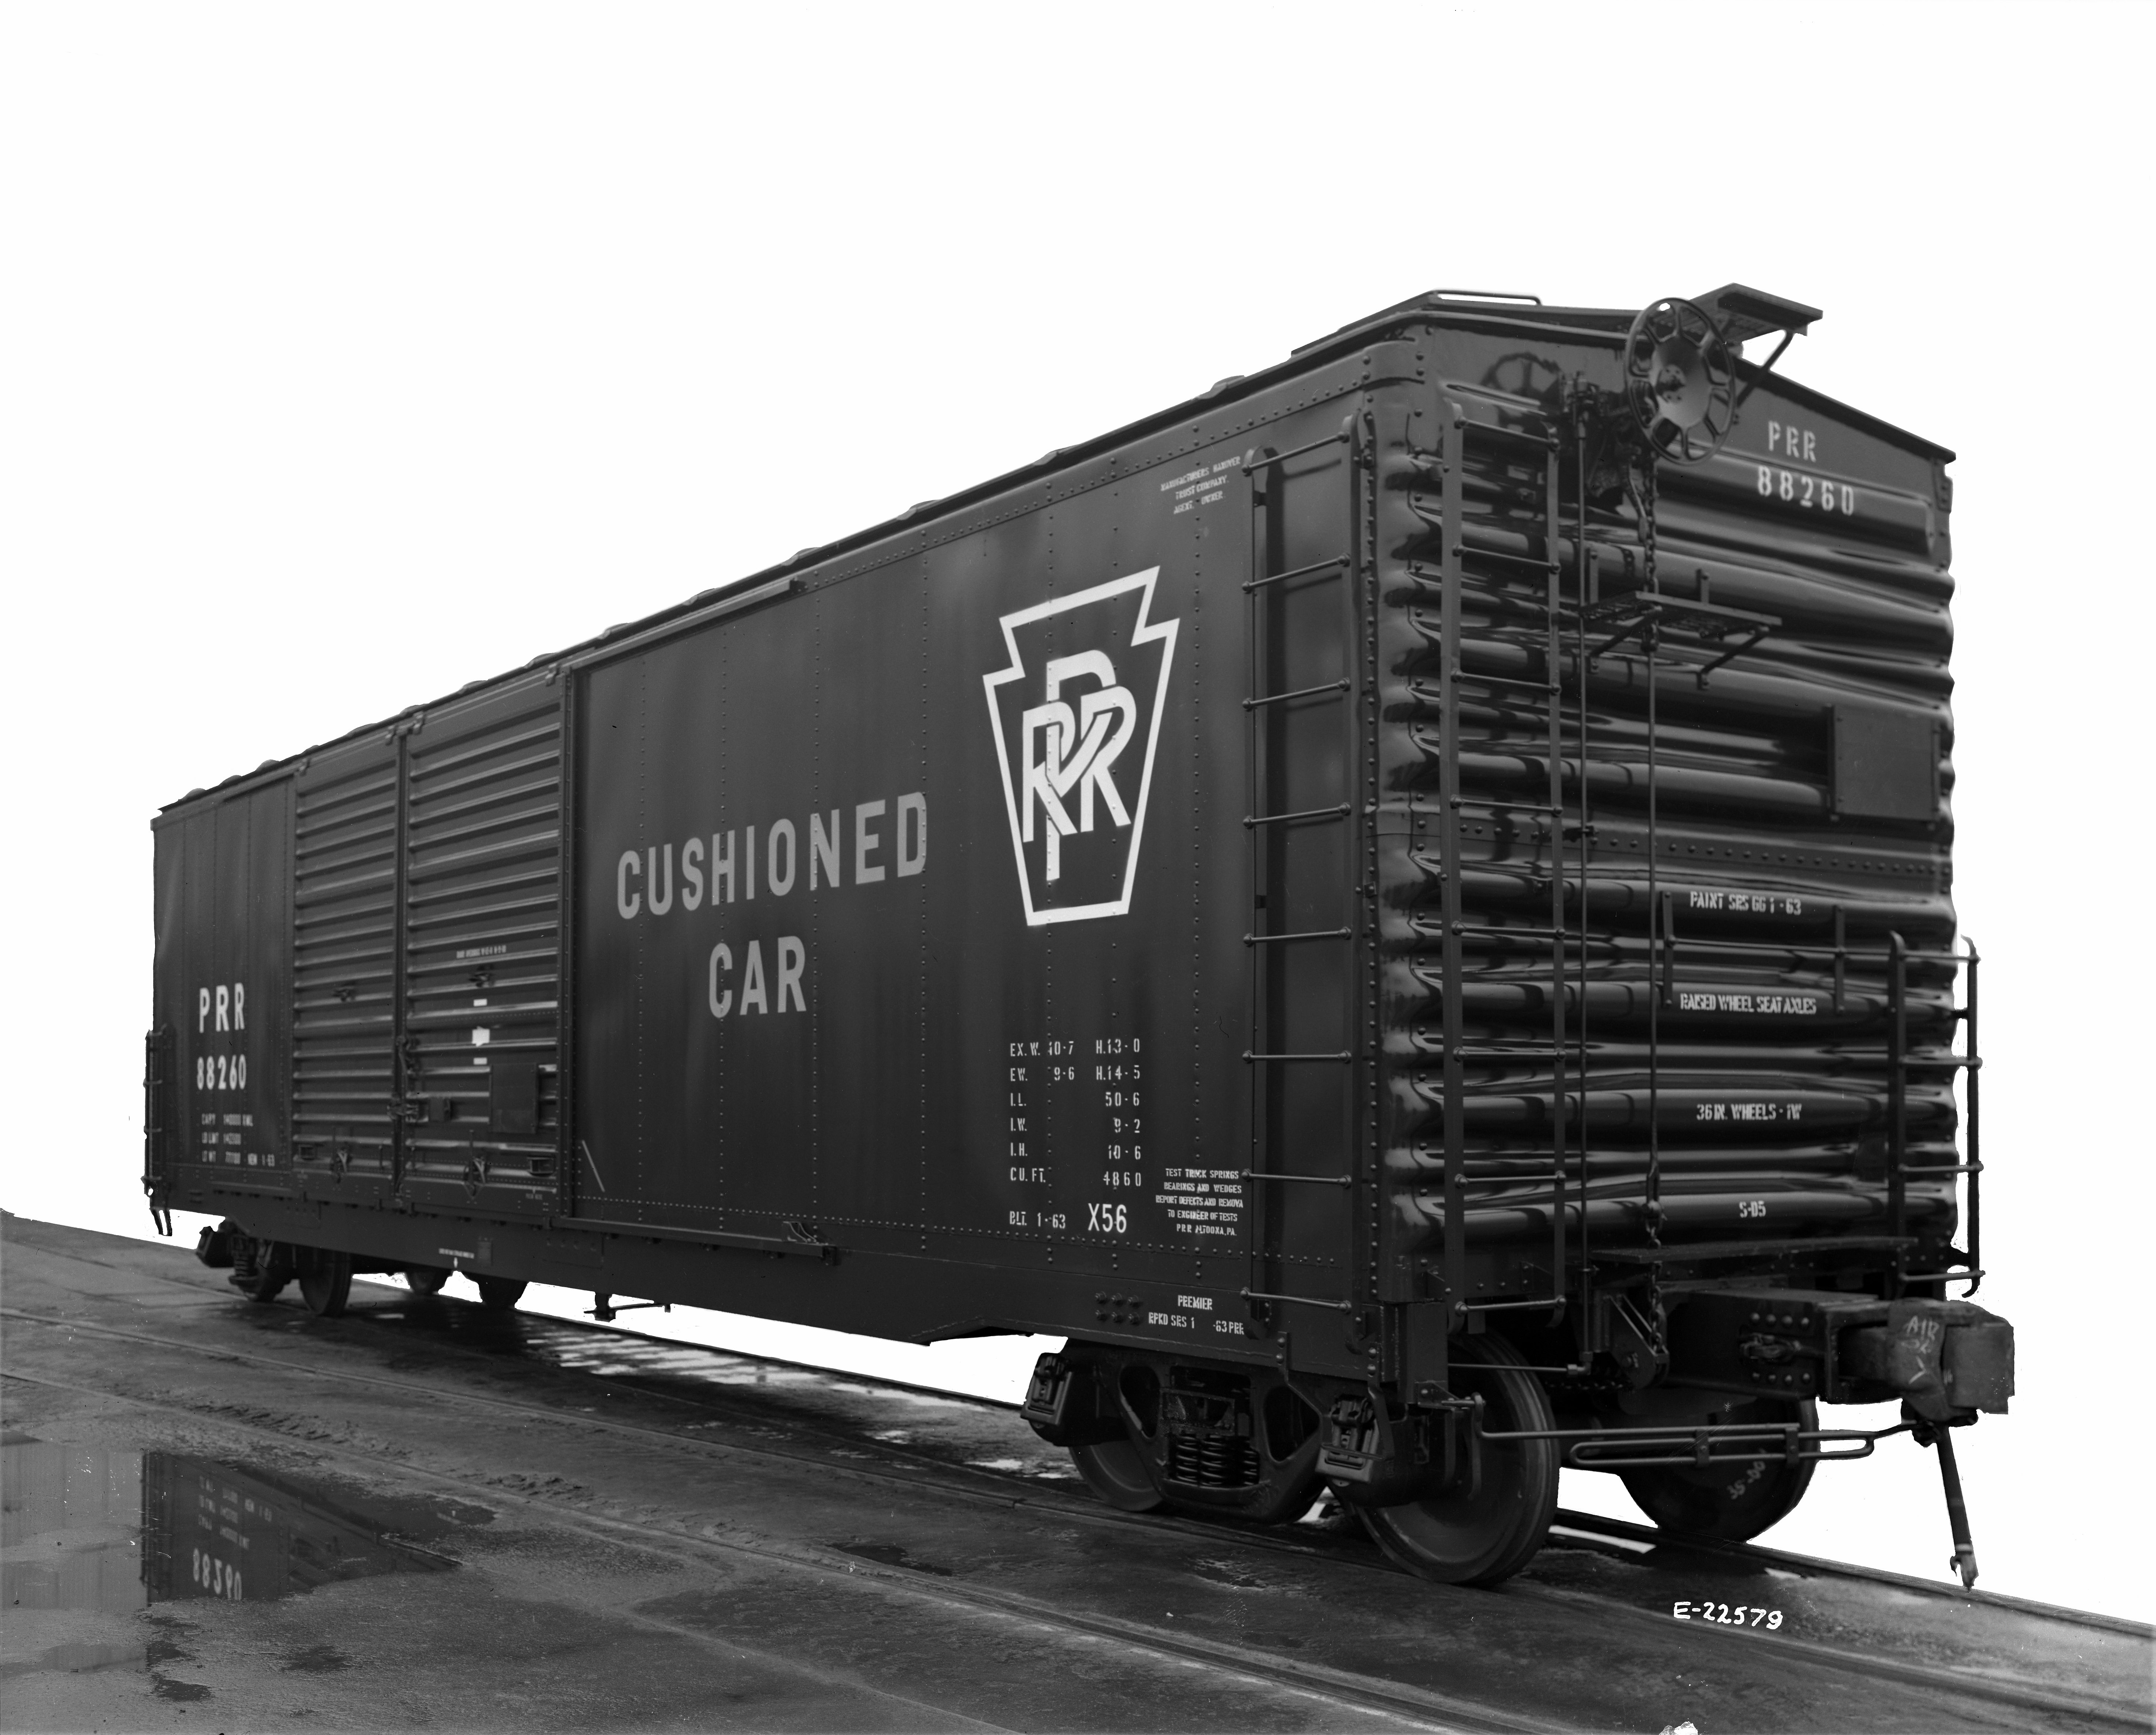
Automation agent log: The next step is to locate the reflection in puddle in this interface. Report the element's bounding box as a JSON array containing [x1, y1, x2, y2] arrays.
[[533, 1332, 984, 1416], [2, 1445, 145, 1620], [2, 1443, 455, 1624], [288, 1291, 1082, 1487]]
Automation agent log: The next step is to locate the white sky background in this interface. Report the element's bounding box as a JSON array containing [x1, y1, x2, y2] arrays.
[[3, 1, 2150, 1621]]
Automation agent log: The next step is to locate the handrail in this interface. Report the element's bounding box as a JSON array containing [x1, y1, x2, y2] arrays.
[[1888, 932, 1908, 1294]]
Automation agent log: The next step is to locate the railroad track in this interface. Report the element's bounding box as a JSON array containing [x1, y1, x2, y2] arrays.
[[6, 1297, 2147, 1731]]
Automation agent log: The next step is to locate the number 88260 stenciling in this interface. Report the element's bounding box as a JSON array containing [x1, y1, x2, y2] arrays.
[[197, 1053, 247, 1090], [1757, 464, 1857, 515]]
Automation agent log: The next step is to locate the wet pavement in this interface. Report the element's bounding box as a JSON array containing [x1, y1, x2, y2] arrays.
[[3, 1213, 2149, 1733], [3, 1442, 459, 1694]]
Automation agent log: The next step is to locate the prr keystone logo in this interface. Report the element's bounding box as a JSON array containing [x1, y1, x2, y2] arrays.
[[983, 568, 1178, 926]]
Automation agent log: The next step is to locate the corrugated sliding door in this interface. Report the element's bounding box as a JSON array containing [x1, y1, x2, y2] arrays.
[[399, 677, 564, 1219], [291, 735, 402, 1200]]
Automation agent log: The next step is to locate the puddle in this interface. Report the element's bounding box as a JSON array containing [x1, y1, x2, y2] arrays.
[[6, 1639, 150, 1678], [2, 1442, 467, 1624], [258, 1295, 1079, 1488], [496, 1322, 1002, 1423], [832, 1539, 953, 1577]]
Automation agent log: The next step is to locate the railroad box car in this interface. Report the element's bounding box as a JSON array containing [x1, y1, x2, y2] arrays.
[[151, 285, 2011, 1584]]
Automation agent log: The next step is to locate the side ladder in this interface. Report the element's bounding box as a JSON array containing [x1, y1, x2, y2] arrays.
[[1434, 405, 1574, 1325], [1240, 419, 1367, 1343]]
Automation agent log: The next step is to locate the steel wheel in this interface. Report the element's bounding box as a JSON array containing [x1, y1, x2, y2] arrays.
[[297, 1249, 353, 1318], [1356, 1333, 1559, 1587], [233, 1239, 291, 1305], [1619, 1398, 1818, 1541], [1068, 1438, 1164, 1512], [404, 1266, 450, 1298], [475, 1276, 527, 1312]]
